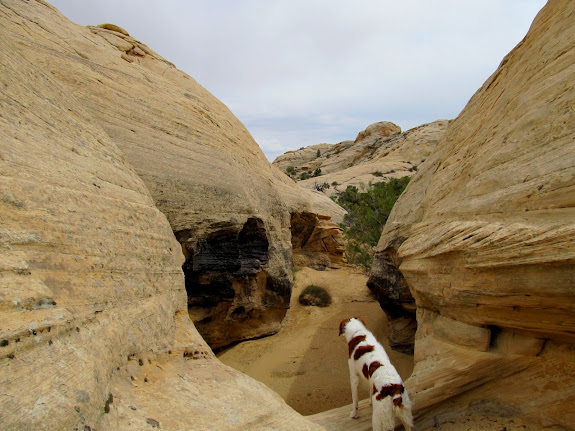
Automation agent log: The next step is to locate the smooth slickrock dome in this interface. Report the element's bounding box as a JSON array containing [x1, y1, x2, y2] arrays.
[[273, 121, 402, 182], [369, 0, 575, 428], [0, 1, 328, 429], [273, 120, 449, 197], [0, 0, 344, 350]]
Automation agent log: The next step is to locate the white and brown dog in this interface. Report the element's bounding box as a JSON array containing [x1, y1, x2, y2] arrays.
[[339, 317, 413, 431]]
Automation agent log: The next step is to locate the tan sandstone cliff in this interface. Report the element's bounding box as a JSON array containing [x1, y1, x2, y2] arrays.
[[0, 0, 329, 429], [273, 120, 449, 197], [0, 0, 345, 350], [369, 0, 575, 428]]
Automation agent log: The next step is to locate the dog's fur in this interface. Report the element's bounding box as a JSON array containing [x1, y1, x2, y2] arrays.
[[340, 317, 413, 431]]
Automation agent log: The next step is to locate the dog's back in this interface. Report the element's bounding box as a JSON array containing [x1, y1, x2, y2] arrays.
[[341, 318, 413, 431], [342, 318, 396, 381]]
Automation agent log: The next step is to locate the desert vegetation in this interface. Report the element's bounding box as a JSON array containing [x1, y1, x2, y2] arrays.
[[298, 284, 332, 307], [313, 181, 330, 192], [335, 177, 410, 271]]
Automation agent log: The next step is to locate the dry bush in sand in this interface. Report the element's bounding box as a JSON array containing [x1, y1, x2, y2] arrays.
[[299, 285, 332, 307]]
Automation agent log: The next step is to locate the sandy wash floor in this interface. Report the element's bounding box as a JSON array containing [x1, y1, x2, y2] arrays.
[[217, 266, 414, 415]]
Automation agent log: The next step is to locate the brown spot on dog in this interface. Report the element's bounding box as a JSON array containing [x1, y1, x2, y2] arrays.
[[362, 363, 369, 378], [339, 319, 351, 336], [375, 383, 404, 401], [393, 396, 403, 407], [353, 344, 374, 360], [348, 335, 366, 357], [368, 361, 382, 378]]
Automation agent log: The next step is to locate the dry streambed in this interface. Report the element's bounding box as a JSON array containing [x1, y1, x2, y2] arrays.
[[218, 267, 538, 431], [217, 266, 414, 415]]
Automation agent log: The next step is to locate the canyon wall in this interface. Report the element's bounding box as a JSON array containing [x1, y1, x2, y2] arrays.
[[0, 0, 344, 350], [0, 1, 329, 429], [369, 0, 575, 428]]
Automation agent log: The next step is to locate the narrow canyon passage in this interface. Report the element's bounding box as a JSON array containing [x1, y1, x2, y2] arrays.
[[217, 266, 414, 415]]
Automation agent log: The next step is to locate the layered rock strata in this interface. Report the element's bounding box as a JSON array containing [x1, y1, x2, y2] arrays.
[[290, 212, 346, 270], [369, 0, 575, 428], [1, 0, 344, 349], [0, 1, 328, 429]]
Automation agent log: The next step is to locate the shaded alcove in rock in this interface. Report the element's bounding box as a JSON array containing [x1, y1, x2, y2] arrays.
[[175, 217, 291, 349], [367, 247, 417, 354]]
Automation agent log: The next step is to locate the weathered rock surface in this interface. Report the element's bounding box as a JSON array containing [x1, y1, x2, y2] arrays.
[[291, 212, 346, 270], [273, 120, 449, 197], [273, 121, 401, 181], [369, 0, 575, 428], [274, 143, 334, 177], [0, 1, 327, 429], [1, 0, 344, 349]]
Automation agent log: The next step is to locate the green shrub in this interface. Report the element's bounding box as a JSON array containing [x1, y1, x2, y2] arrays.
[[292, 267, 300, 282], [298, 285, 332, 307], [286, 166, 296, 176], [345, 241, 373, 272], [335, 177, 410, 271], [313, 182, 330, 192]]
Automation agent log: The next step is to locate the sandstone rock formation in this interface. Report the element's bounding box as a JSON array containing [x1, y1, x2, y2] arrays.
[[291, 212, 346, 270], [273, 120, 449, 197], [274, 121, 401, 181], [0, 0, 344, 350], [355, 121, 402, 142], [274, 143, 334, 178], [369, 0, 575, 428], [0, 1, 329, 429]]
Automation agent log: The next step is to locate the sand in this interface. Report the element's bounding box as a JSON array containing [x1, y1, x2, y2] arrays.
[[218, 267, 538, 430], [217, 266, 414, 416]]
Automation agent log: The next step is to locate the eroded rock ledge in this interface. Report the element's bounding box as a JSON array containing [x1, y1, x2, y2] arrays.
[[291, 212, 346, 270]]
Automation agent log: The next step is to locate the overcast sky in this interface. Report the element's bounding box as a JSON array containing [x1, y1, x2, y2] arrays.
[[49, 1, 547, 161]]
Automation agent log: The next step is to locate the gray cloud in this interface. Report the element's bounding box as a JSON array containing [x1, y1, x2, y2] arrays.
[[49, 0, 547, 161]]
